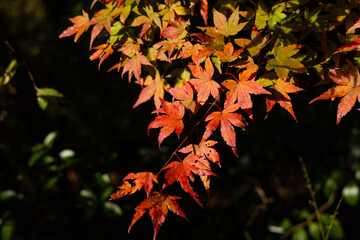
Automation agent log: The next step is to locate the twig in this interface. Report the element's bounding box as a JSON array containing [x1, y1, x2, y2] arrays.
[[299, 157, 326, 239], [324, 196, 343, 240], [281, 192, 335, 238], [4, 40, 38, 90]]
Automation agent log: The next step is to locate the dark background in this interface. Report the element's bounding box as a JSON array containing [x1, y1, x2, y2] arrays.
[[0, 1, 360, 239]]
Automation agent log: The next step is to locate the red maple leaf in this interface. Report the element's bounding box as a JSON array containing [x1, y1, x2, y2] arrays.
[[334, 39, 360, 54], [59, 10, 90, 42], [179, 140, 220, 166], [110, 172, 158, 199], [202, 103, 246, 156], [264, 79, 302, 122], [163, 154, 215, 206], [148, 100, 185, 147], [188, 58, 220, 104], [310, 60, 360, 124], [167, 80, 198, 114], [129, 191, 187, 240], [347, 18, 360, 32], [222, 68, 270, 120]]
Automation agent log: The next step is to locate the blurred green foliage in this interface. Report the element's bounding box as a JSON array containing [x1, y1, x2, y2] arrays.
[[0, 0, 360, 239]]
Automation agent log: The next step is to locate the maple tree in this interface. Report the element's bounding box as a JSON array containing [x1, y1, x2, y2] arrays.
[[59, 0, 360, 238]]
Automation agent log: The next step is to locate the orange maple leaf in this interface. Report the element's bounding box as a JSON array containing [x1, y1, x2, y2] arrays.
[[122, 52, 153, 82], [133, 74, 169, 109], [310, 60, 360, 124], [167, 80, 198, 114], [148, 100, 185, 147], [89, 43, 114, 70], [110, 172, 158, 199], [129, 191, 187, 240], [264, 79, 302, 122], [89, 7, 122, 48], [222, 68, 271, 120], [202, 103, 246, 156], [59, 10, 90, 42], [163, 154, 215, 206], [189, 58, 220, 104], [215, 41, 243, 63]]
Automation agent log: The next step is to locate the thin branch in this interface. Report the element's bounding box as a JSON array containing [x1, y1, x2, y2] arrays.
[[4, 40, 38, 90], [281, 192, 336, 238], [299, 157, 326, 239]]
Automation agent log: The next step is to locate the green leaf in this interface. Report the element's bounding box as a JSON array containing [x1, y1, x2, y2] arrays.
[[255, 1, 270, 30], [1, 218, 15, 240], [266, 44, 307, 79], [323, 177, 337, 199], [43, 131, 58, 149], [59, 149, 75, 159], [291, 228, 308, 240], [42, 176, 59, 191], [0, 59, 18, 85], [80, 189, 97, 201], [308, 222, 321, 240], [36, 88, 79, 120], [0, 190, 17, 201], [342, 182, 359, 207], [328, 220, 344, 239], [321, 213, 344, 239], [103, 201, 123, 217], [28, 149, 47, 167], [268, 5, 286, 27]]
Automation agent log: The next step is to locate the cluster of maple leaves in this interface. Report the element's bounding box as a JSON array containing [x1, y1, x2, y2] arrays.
[[60, 0, 360, 238]]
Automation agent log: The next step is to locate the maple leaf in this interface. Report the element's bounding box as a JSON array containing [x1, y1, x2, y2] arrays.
[[110, 172, 158, 199], [178, 42, 202, 64], [266, 44, 307, 80], [122, 52, 153, 82], [154, 39, 184, 62], [213, 7, 248, 37], [129, 191, 187, 240], [222, 68, 271, 120], [109, 181, 133, 200], [310, 60, 360, 124], [158, 2, 190, 30], [215, 41, 242, 63], [234, 27, 271, 57], [163, 154, 215, 206], [202, 103, 246, 156], [188, 58, 220, 104], [167, 80, 198, 114], [148, 100, 185, 147], [133, 72, 169, 109], [258, 77, 302, 121], [132, 5, 162, 38], [89, 6, 122, 48], [59, 10, 90, 42], [334, 39, 360, 54], [89, 43, 114, 70], [347, 18, 360, 32], [179, 140, 220, 167]]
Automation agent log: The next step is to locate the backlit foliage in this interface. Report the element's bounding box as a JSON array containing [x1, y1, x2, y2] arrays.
[[60, 0, 360, 238]]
